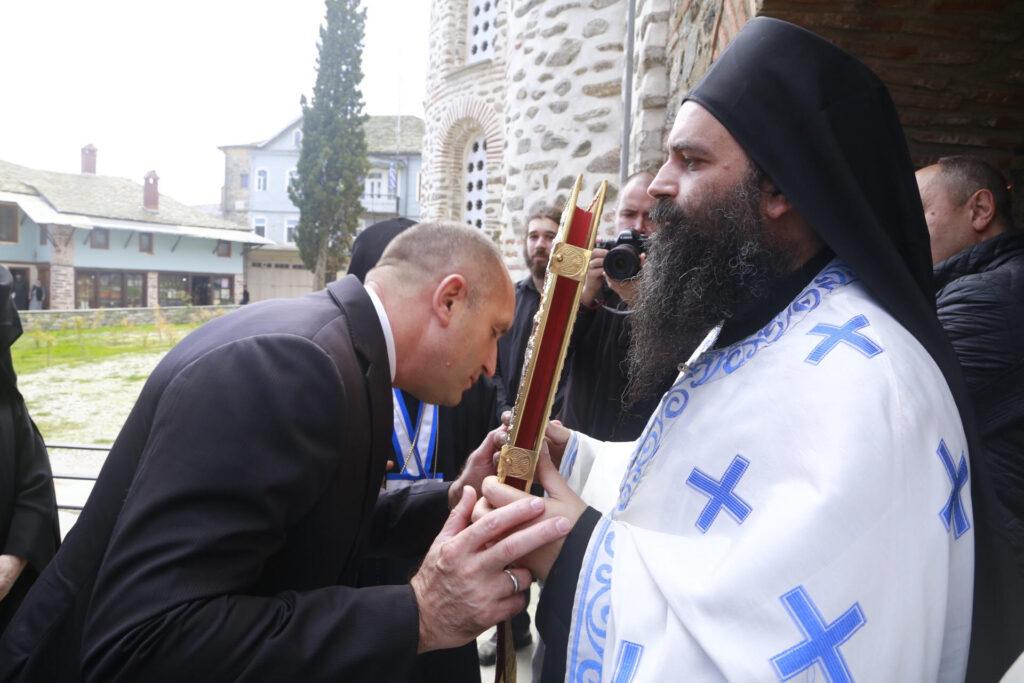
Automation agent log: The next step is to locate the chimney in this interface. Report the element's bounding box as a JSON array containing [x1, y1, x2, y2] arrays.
[[143, 171, 159, 211], [81, 144, 97, 174]]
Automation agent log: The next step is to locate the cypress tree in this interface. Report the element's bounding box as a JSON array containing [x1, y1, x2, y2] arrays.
[[289, 0, 369, 290]]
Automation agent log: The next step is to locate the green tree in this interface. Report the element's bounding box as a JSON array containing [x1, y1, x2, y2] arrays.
[[289, 0, 369, 291]]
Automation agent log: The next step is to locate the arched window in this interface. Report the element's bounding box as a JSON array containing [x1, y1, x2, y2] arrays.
[[467, 0, 497, 66], [463, 135, 487, 229]]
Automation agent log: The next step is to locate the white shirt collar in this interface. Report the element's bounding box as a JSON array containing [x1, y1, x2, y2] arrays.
[[363, 283, 396, 382]]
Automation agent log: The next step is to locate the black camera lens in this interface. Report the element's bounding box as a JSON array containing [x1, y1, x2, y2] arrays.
[[604, 245, 642, 281]]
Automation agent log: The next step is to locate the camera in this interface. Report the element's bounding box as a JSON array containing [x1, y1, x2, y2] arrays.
[[596, 230, 648, 281]]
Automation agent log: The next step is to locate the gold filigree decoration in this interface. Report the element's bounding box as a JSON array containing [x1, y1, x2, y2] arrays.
[[548, 242, 591, 281], [497, 446, 537, 480]]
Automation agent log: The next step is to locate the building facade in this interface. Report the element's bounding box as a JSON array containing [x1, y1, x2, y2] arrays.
[[0, 150, 270, 311], [422, 0, 1023, 278], [220, 115, 425, 302]]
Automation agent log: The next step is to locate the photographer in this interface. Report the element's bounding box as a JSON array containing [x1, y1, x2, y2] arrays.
[[557, 172, 676, 441]]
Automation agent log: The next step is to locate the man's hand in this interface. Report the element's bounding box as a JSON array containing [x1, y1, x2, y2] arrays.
[[580, 248, 608, 307], [412, 486, 571, 652], [605, 253, 646, 306], [0, 554, 27, 602], [449, 425, 508, 509], [473, 446, 586, 581]]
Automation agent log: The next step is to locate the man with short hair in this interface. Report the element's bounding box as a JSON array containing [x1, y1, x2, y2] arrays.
[[0, 221, 571, 682], [481, 18, 1023, 682], [557, 172, 672, 441], [918, 156, 1024, 574]]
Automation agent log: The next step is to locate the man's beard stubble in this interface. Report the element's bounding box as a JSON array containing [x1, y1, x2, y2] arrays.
[[625, 167, 795, 407]]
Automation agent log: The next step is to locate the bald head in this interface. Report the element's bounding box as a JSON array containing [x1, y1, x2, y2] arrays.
[[368, 220, 506, 306]]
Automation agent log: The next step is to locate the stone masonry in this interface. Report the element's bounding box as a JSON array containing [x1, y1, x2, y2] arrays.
[[425, 0, 1023, 277]]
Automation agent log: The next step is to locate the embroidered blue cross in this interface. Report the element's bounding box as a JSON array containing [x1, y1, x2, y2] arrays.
[[686, 455, 752, 533], [937, 439, 971, 539], [771, 586, 866, 683], [804, 314, 882, 365], [611, 641, 644, 683]]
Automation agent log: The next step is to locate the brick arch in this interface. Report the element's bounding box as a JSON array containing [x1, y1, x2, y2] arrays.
[[433, 96, 503, 226]]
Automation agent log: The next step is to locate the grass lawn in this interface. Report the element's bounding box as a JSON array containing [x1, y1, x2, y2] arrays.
[[12, 323, 202, 375]]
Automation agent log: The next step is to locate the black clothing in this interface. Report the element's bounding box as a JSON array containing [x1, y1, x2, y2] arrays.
[[0, 277, 451, 682], [496, 276, 565, 422], [557, 288, 666, 441], [347, 217, 416, 282], [10, 279, 27, 312], [934, 230, 1024, 574], [239, 288, 249, 305], [0, 267, 59, 635], [495, 276, 542, 418]]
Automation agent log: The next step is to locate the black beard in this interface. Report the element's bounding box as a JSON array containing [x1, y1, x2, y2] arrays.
[[625, 168, 794, 407]]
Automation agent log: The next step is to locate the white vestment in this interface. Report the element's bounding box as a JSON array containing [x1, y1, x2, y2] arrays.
[[557, 261, 973, 682]]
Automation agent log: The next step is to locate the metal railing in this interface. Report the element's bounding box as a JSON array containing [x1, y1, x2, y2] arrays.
[[48, 442, 109, 512]]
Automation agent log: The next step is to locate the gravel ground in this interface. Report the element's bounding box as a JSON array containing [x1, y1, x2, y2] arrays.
[[19, 351, 168, 537]]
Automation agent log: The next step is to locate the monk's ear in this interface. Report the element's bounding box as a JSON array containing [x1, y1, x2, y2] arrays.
[[760, 179, 794, 220], [431, 273, 468, 327]]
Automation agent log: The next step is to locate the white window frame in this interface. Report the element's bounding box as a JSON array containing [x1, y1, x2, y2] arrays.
[[253, 216, 267, 237], [286, 168, 298, 192], [293, 130, 302, 148], [285, 218, 298, 244], [255, 168, 269, 192], [467, 0, 497, 65], [463, 135, 487, 229]]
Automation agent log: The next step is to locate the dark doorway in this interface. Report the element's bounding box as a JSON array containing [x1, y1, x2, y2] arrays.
[[191, 275, 211, 306], [9, 267, 29, 310]]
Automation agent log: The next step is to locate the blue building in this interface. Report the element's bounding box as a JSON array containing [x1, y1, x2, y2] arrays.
[[219, 115, 423, 301], [0, 148, 271, 310]]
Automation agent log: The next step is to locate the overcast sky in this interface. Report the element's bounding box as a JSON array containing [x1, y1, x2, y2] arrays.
[[0, 0, 430, 206]]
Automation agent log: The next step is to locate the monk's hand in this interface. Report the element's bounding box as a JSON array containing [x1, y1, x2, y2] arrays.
[[449, 425, 508, 509], [478, 446, 585, 581], [543, 419, 571, 469], [412, 486, 570, 653]]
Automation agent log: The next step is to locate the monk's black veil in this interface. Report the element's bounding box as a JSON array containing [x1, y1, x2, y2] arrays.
[[686, 17, 1022, 679]]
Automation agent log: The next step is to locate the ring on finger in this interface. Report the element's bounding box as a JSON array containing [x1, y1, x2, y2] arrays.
[[504, 569, 520, 594]]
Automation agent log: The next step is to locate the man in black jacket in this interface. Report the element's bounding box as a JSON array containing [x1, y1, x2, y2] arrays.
[[0, 221, 570, 682], [918, 155, 1024, 573]]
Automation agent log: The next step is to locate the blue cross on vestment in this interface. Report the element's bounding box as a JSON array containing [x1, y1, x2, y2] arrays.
[[685, 455, 752, 533], [936, 439, 971, 539], [770, 586, 866, 683], [804, 314, 882, 365]]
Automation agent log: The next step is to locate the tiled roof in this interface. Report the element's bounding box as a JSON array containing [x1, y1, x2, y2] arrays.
[[0, 159, 249, 232]]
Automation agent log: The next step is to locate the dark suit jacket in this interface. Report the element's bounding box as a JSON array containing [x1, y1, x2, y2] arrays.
[[0, 276, 451, 682]]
